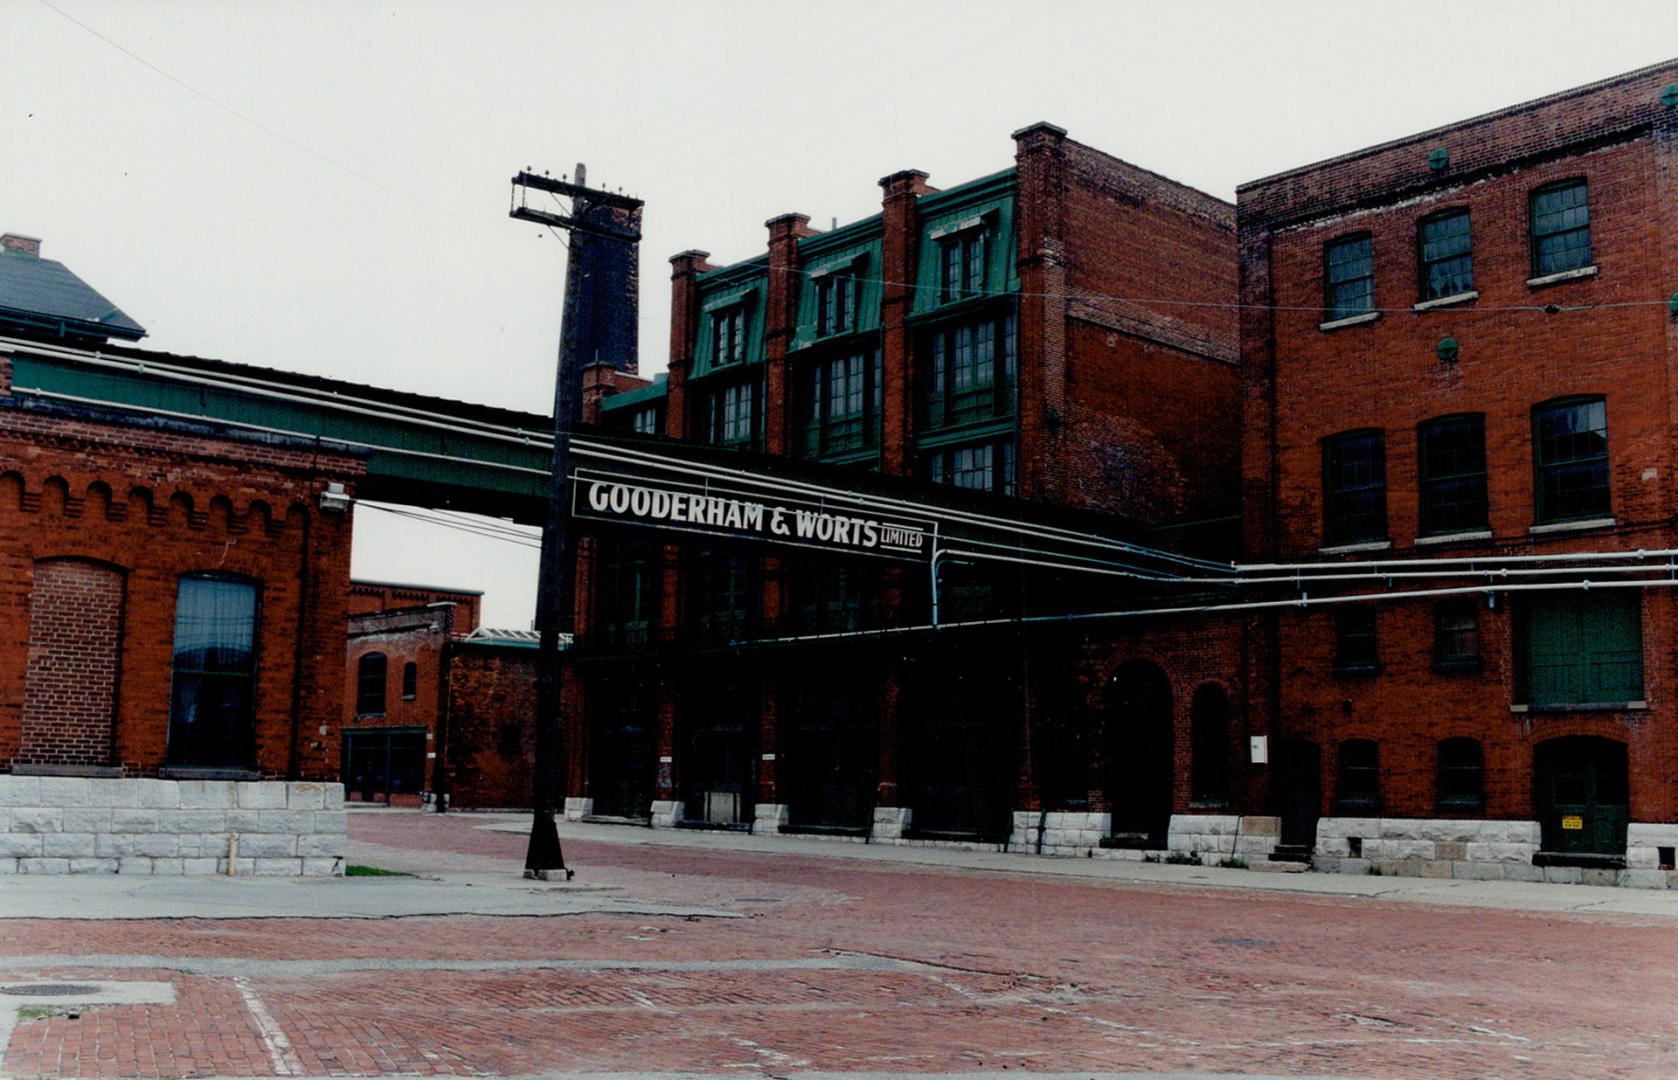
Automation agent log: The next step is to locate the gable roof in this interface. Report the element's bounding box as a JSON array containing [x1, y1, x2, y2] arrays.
[[0, 247, 146, 341]]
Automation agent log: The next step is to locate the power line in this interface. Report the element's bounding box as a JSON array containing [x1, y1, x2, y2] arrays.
[[357, 501, 541, 550], [36, 0, 489, 230]]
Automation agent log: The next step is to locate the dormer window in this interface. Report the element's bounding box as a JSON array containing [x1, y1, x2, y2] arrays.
[[938, 227, 988, 302], [712, 306, 746, 366], [816, 273, 858, 337]]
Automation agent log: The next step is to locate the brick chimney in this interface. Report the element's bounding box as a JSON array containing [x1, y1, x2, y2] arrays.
[[1, 234, 42, 257]]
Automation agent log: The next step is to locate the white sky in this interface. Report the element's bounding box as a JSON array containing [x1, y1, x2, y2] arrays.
[[5, 0, 1675, 627]]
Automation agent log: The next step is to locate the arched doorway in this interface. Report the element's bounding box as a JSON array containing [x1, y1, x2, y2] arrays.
[[1105, 660, 1173, 845], [1535, 737, 1628, 856]]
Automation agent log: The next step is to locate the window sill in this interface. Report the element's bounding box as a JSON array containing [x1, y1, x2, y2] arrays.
[[1414, 290, 1478, 311], [1333, 663, 1380, 679], [1432, 659, 1483, 675], [1319, 540, 1392, 555], [158, 766, 262, 781], [1415, 529, 1492, 546], [1529, 517, 1615, 535], [1527, 265, 1598, 288], [1318, 311, 1380, 332], [11, 763, 124, 779], [1511, 700, 1647, 714]]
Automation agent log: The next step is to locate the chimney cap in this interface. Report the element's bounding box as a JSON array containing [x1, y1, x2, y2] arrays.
[[1, 233, 43, 257]]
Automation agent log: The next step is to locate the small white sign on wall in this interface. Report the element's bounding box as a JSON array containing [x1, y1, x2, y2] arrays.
[[1249, 736, 1268, 765]]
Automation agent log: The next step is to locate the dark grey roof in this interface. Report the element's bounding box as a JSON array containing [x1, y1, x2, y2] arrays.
[[0, 249, 146, 340]]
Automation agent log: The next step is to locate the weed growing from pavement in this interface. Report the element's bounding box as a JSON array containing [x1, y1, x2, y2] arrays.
[[1165, 851, 1203, 866], [344, 865, 415, 877], [1216, 856, 1249, 869]]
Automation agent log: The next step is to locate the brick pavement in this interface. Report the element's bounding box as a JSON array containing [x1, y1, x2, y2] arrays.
[[0, 810, 1675, 1078]]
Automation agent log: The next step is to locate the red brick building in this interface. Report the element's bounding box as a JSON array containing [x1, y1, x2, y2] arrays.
[[0, 234, 355, 784], [563, 124, 1263, 855], [1239, 60, 1678, 883]]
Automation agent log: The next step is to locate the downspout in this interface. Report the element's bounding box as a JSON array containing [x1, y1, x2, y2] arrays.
[[432, 610, 455, 813], [286, 503, 311, 781]]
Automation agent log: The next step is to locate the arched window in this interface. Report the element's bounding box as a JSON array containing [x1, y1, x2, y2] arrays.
[[1334, 739, 1380, 816], [356, 653, 387, 716], [1189, 684, 1230, 806], [1437, 738, 1484, 814], [401, 661, 418, 701]]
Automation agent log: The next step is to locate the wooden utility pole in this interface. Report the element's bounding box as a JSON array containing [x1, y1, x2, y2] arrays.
[[509, 164, 643, 878]]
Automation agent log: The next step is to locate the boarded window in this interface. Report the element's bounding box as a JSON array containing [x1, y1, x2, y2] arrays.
[[1518, 592, 1643, 706], [19, 559, 125, 769]]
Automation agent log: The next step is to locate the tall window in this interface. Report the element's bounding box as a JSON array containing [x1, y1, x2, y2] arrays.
[[1322, 429, 1386, 544], [1530, 179, 1592, 276], [631, 406, 659, 435], [691, 550, 754, 644], [798, 349, 880, 458], [167, 575, 259, 768], [788, 559, 879, 635], [1433, 599, 1480, 672], [701, 380, 760, 449], [401, 661, 418, 701], [1437, 738, 1485, 814], [816, 274, 858, 337], [598, 539, 657, 650], [712, 307, 746, 367], [1334, 739, 1380, 816], [1518, 592, 1643, 706], [1189, 685, 1230, 806], [922, 311, 1016, 429], [1418, 209, 1473, 300], [1333, 607, 1378, 675], [1417, 414, 1487, 535], [939, 228, 988, 302], [926, 439, 1016, 496], [1533, 397, 1609, 524], [356, 652, 387, 716], [1324, 233, 1374, 319]]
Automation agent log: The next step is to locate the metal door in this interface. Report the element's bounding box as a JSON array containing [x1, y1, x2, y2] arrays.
[[1536, 737, 1628, 855]]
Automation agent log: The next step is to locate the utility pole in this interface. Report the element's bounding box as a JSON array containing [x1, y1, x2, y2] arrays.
[[509, 164, 643, 879]]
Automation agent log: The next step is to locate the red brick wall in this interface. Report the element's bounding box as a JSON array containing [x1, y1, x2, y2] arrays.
[[0, 411, 358, 779], [1240, 62, 1678, 824], [444, 644, 537, 809], [344, 608, 454, 739], [18, 558, 124, 768], [347, 582, 480, 632]]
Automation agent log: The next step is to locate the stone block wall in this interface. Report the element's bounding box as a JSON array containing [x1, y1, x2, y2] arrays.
[[1166, 814, 1281, 861], [0, 776, 346, 875], [1313, 817, 1543, 881]]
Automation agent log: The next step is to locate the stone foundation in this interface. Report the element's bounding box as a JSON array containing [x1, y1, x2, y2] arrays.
[[1167, 814, 1281, 861], [1313, 817, 1543, 881], [1010, 810, 1110, 856], [562, 796, 593, 822], [648, 799, 681, 828], [869, 806, 910, 841], [0, 776, 345, 875], [752, 803, 788, 835]]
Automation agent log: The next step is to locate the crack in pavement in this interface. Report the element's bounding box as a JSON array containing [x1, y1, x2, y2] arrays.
[[0, 953, 968, 978]]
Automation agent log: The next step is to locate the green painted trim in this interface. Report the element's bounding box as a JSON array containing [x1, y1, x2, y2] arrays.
[[912, 417, 1017, 451], [692, 275, 768, 376], [910, 187, 1019, 318], [599, 378, 669, 411], [788, 237, 885, 351]]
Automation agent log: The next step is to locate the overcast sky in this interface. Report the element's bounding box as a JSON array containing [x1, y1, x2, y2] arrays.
[[5, 0, 1675, 627]]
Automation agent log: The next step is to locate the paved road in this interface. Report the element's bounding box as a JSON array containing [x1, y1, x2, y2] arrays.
[[1, 810, 1675, 1078]]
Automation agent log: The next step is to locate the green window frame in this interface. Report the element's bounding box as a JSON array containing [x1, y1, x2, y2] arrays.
[[712, 306, 746, 367], [1517, 592, 1643, 707], [630, 406, 659, 435], [1530, 179, 1592, 277], [816, 274, 859, 337], [1418, 209, 1473, 300], [939, 228, 988, 302], [921, 310, 1016, 430], [690, 550, 755, 644], [1322, 429, 1387, 545], [1417, 414, 1487, 536], [925, 438, 1015, 497], [798, 348, 880, 458], [700, 378, 761, 450], [1533, 397, 1609, 524], [1324, 233, 1374, 319], [597, 539, 658, 650]]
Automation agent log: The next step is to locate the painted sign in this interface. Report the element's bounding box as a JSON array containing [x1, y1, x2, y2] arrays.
[[1561, 815, 1584, 831], [570, 468, 935, 563]]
